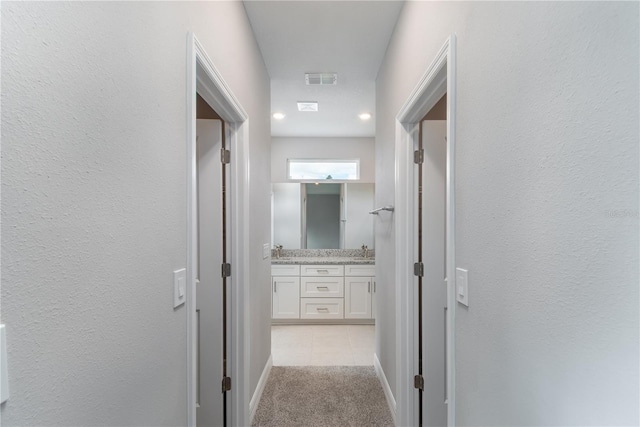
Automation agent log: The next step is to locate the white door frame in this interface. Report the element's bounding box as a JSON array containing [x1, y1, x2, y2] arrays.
[[395, 34, 457, 427], [186, 32, 251, 427]]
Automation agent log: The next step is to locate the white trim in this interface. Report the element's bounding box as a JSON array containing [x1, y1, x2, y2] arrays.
[[186, 32, 197, 427], [394, 34, 457, 427], [374, 353, 397, 425], [394, 116, 416, 427], [249, 355, 273, 425], [187, 32, 251, 427], [445, 35, 457, 427], [231, 119, 252, 427]]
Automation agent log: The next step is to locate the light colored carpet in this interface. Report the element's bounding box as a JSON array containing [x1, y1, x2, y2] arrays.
[[252, 366, 394, 427]]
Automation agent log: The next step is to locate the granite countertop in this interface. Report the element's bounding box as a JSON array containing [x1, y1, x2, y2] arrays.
[[271, 256, 375, 265]]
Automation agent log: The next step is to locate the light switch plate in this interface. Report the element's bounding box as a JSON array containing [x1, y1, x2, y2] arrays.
[[174, 268, 186, 308], [456, 268, 469, 307], [263, 243, 270, 259]]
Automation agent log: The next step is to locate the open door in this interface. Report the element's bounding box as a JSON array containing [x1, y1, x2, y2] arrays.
[[415, 116, 448, 426], [196, 117, 230, 427]]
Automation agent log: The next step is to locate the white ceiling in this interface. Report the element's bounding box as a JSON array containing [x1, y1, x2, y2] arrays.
[[244, 1, 404, 137]]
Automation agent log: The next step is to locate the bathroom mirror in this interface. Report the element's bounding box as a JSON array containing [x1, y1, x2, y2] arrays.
[[271, 182, 375, 249]]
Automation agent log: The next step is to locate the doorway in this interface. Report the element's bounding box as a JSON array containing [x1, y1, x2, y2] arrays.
[[395, 35, 457, 427], [187, 33, 251, 427]]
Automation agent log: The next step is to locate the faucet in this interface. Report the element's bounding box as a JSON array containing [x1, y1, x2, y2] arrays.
[[275, 244, 283, 259], [361, 245, 369, 259]]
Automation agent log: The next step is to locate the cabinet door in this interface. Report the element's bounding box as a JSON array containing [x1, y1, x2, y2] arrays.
[[272, 276, 300, 319], [372, 277, 377, 319], [344, 277, 372, 319]]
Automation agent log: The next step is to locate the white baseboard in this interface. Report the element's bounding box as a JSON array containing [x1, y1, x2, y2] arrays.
[[249, 354, 273, 425], [374, 353, 397, 424]]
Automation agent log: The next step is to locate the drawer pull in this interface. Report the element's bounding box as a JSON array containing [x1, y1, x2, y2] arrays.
[[317, 269, 329, 274], [316, 307, 330, 313], [316, 286, 330, 291]]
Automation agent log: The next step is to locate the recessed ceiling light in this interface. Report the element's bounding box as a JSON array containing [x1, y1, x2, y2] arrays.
[[297, 102, 319, 112], [273, 113, 286, 120], [359, 113, 372, 120]]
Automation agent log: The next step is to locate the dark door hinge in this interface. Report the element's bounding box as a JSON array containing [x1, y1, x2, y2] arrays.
[[414, 374, 424, 390], [414, 149, 424, 164], [414, 262, 424, 277], [221, 263, 231, 278], [221, 148, 231, 164], [222, 376, 231, 392]]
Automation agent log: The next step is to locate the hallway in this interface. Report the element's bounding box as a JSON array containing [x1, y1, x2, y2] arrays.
[[1, 1, 638, 427]]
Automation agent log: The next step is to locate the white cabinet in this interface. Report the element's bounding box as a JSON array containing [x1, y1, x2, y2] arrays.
[[344, 264, 376, 320], [300, 265, 343, 319], [271, 263, 374, 321], [272, 276, 300, 319], [344, 277, 373, 319], [271, 265, 301, 319]]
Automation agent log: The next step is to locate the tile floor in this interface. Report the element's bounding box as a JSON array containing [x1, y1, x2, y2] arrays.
[[271, 324, 375, 366]]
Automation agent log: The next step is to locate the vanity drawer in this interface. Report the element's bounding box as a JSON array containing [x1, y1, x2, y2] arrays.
[[300, 298, 344, 319], [300, 265, 344, 277], [271, 264, 300, 276], [300, 277, 344, 298], [344, 264, 375, 277]]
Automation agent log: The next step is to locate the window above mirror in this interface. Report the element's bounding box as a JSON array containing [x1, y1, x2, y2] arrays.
[[287, 159, 359, 181]]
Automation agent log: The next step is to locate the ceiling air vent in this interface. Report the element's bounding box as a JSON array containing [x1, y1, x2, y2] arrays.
[[297, 102, 319, 112], [305, 73, 338, 86]]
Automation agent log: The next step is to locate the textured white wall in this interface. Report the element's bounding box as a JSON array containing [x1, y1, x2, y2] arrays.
[[376, 1, 639, 425], [271, 137, 375, 183], [1, 2, 270, 425]]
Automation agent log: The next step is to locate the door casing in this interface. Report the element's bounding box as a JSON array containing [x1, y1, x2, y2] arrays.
[[394, 34, 457, 427], [187, 32, 251, 427]]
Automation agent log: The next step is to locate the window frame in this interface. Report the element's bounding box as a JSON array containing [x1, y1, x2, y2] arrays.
[[286, 158, 361, 182]]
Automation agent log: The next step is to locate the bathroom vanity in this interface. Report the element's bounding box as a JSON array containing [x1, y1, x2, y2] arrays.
[[271, 251, 375, 324]]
